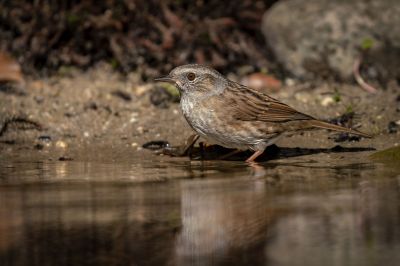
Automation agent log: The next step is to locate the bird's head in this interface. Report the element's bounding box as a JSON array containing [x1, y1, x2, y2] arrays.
[[155, 64, 227, 96]]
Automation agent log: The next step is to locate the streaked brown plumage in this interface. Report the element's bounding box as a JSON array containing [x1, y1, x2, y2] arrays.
[[155, 64, 371, 162]]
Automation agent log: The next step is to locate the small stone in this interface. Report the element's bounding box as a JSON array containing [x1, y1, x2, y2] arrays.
[[84, 101, 98, 110], [142, 140, 170, 150], [137, 126, 144, 134], [34, 95, 44, 104], [129, 112, 138, 123], [38, 135, 52, 142], [64, 111, 77, 117], [285, 78, 296, 87], [388, 121, 399, 134], [294, 92, 310, 103], [111, 90, 132, 102], [56, 140, 67, 148], [34, 143, 44, 150], [321, 96, 334, 107], [135, 84, 151, 96]]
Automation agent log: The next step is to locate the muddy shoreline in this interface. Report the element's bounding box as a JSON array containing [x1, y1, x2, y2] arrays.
[[1, 64, 399, 163]]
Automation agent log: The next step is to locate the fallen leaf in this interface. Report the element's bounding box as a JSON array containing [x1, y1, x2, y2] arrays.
[[0, 52, 23, 83]]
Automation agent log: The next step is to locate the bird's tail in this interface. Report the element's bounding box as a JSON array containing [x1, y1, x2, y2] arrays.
[[308, 120, 372, 138]]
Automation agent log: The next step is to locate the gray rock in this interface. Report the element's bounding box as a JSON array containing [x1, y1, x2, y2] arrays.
[[262, 0, 400, 81]]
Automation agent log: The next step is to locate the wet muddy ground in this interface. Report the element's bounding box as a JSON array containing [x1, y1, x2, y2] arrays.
[[0, 63, 399, 162], [1, 64, 400, 266]]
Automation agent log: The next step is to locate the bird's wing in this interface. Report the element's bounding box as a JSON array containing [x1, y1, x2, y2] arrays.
[[225, 81, 314, 122]]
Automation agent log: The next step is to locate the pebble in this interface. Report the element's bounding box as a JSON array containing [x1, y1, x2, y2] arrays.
[[388, 121, 400, 134], [137, 126, 144, 134], [320, 96, 334, 107], [142, 140, 170, 150], [294, 92, 310, 103], [111, 90, 132, 102], [34, 95, 44, 104], [285, 78, 296, 87], [38, 135, 52, 142], [56, 140, 67, 149], [34, 143, 44, 150], [135, 84, 152, 96], [129, 112, 138, 123], [131, 142, 138, 148]]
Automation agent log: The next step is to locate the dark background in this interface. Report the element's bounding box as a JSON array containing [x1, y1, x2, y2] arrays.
[[0, 0, 280, 78]]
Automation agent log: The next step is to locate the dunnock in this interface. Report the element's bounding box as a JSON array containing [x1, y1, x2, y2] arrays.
[[155, 64, 371, 162]]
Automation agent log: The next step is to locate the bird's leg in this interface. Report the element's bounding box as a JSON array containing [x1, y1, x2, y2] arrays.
[[245, 150, 264, 163], [182, 134, 200, 158], [198, 142, 203, 159], [217, 149, 242, 160]]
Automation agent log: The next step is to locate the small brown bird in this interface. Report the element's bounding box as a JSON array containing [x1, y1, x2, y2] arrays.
[[155, 64, 371, 162]]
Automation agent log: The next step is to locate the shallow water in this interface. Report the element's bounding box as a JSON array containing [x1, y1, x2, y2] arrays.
[[0, 154, 399, 266]]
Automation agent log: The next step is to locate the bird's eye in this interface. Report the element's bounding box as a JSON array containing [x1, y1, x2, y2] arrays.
[[187, 72, 196, 81]]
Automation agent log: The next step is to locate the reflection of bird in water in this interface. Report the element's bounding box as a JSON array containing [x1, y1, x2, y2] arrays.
[[175, 179, 282, 265], [0, 190, 23, 254]]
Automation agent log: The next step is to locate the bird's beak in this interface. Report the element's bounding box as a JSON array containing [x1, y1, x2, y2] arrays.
[[154, 75, 174, 83]]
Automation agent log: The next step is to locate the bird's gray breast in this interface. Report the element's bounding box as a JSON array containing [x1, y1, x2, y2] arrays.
[[179, 80, 226, 135], [180, 93, 250, 149], [180, 94, 215, 138]]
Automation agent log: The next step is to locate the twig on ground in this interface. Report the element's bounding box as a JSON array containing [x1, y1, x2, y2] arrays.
[[0, 117, 42, 137]]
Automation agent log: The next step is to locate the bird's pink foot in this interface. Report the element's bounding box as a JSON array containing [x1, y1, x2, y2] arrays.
[[245, 150, 264, 162]]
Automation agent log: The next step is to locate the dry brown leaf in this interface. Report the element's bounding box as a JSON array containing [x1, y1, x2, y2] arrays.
[[0, 52, 23, 83]]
